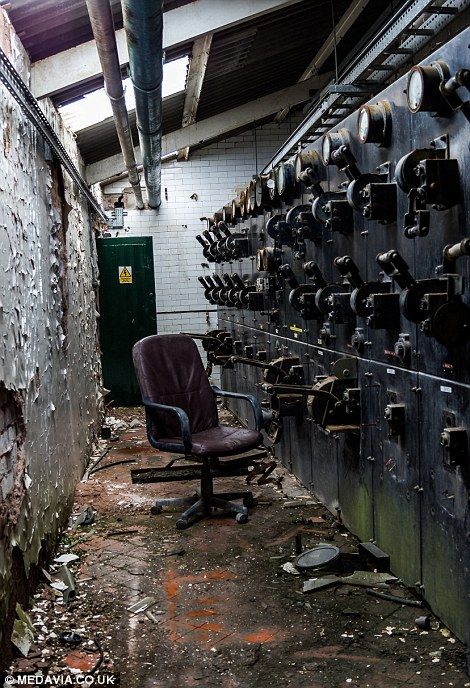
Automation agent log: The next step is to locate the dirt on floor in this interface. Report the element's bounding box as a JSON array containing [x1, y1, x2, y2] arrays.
[[7, 407, 470, 688]]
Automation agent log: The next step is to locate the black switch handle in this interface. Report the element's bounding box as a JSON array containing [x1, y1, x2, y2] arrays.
[[376, 250, 416, 290], [303, 261, 327, 288], [334, 256, 365, 289]]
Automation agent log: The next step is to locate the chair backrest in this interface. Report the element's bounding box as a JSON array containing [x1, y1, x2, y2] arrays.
[[133, 334, 218, 438]]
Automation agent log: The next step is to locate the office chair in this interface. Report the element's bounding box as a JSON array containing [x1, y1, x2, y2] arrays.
[[133, 334, 265, 528]]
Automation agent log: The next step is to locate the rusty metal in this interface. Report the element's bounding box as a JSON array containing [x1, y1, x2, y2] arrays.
[[85, 0, 144, 208]]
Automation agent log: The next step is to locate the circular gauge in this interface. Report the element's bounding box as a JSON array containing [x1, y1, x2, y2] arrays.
[[321, 134, 332, 166], [407, 67, 425, 113], [239, 190, 247, 219], [231, 198, 240, 220], [268, 168, 277, 201], [248, 180, 257, 215], [222, 205, 233, 226], [275, 162, 296, 201], [275, 164, 285, 196], [320, 131, 346, 165], [358, 107, 370, 143], [245, 184, 253, 214], [255, 174, 270, 209], [255, 176, 263, 209], [357, 101, 392, 146], [294, 150, 320, 181], [294, 153, 304, 182], [406, 61, 450, 114]]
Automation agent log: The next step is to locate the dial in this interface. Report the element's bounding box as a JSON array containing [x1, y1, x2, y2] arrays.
[[255, 177, 263, 208], [321, 131, 347, 165], [358, 107, 370, 143], [357, 101, 391, 146], [276, 164, 285, 195], [407, 67, 424, 113], [321, 134, 332, 165], [406, 62, 449, 114], [268, 169, 277, 200]]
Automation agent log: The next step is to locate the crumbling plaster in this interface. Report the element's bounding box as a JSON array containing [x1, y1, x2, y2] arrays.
[[0, 7, 102, 658]]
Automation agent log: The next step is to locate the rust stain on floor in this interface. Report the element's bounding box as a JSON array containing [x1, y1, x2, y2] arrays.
[[8, 410, 468, 688]]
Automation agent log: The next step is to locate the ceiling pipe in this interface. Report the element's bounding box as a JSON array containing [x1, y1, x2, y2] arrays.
[[85, 0, 144, 209], [98, 150, 179, 187], [121, 0, 163, 209]]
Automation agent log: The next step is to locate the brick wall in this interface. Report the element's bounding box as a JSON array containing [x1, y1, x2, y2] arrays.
[[102, 122, 299, 373]]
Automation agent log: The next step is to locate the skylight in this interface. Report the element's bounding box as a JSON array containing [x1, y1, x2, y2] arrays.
[[59, 55, 189, 132]]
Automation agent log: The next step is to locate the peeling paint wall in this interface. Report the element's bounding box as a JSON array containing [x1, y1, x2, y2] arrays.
[[0, 9, 102, 662]]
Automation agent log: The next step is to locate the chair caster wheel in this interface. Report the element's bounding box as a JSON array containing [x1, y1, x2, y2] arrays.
[[236, 513, 248, 524], [150, 505, 162, 515], [243, 495, 255, 507], [176, 518, 189, 530]]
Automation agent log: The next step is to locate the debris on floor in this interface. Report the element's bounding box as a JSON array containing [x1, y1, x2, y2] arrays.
[[7, 408, 469, 687]]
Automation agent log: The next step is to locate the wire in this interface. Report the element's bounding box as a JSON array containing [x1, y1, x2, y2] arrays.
[[330, 0, 339, 83], [254, 121, 258, 172]]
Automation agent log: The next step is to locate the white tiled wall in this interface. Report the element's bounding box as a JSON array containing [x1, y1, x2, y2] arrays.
[[102, 121, 299, 378]]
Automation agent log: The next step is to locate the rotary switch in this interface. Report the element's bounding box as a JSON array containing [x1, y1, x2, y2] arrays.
[[376, 250, 470, 347], [395, 146, 460, 238], [334, 255, 392, 319], [278, 264, 321, 321]]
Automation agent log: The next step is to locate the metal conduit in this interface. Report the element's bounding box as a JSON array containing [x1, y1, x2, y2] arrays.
[[86, 0, 144, 209], [121, 0, 163, 209]]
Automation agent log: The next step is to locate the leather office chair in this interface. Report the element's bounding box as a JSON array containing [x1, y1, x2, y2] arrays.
[[133, 334, 265, 528]]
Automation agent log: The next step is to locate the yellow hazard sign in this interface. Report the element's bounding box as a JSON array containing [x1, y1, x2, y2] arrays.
[[119, 266, 133, 284]]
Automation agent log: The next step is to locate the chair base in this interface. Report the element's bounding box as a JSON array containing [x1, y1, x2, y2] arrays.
[[149, 457, 255, 528]]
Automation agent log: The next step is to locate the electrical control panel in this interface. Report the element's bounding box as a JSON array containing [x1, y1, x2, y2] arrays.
[[194, 30, 470, 649]]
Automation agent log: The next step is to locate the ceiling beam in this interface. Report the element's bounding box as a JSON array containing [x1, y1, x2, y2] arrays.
[[86, 71, 333, 185], [275, 0, 371, 123], [30, 0, 305, 100], [179, 33, 213, 161]]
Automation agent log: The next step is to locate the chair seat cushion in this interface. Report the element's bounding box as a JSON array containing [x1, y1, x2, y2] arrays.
[[160, 425, 262, 457]]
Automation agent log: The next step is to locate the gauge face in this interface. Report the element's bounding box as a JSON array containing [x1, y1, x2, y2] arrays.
[[407, 68, 424, 112], [250, 182, 256, 204], [255, 178, 262, 207], [247, 184, 254, 212], [276, 165, 285, 194], [358, 107, 370, 143], [321, 135, 331, 165], [294, 154, 303, 181]]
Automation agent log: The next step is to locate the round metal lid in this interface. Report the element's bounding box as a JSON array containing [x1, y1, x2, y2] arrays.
[[295, 544, 340, 571]]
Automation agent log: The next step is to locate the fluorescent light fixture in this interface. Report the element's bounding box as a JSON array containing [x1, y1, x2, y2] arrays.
[[60, 55, 189, 132]]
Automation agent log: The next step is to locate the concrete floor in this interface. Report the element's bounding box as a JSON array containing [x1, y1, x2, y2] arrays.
[[9, 409, 469, 688]]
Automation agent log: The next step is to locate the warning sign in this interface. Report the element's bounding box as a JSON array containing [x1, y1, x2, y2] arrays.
[[119, 266, 133, 284]]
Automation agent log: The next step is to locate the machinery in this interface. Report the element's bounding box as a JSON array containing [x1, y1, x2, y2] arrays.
[[193, 29, 470, 654]]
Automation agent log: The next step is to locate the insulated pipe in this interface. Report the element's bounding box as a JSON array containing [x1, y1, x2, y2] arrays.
[[85, 0, 144, 209], [121, 0, 163, 209]]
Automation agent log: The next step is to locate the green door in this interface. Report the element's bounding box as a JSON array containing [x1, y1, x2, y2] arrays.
[[97, 236, 157, 406]]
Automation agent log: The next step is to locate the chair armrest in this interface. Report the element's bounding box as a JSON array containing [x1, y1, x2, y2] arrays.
[[142, 398, 192, 453], [212, 386, 264, 432]]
